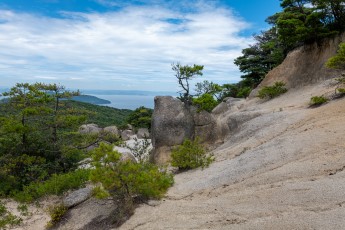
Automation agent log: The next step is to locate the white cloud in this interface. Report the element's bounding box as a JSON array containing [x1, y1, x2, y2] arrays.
[[0, 2, 253, 91]]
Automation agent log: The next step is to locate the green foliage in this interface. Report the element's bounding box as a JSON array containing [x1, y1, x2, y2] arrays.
[[195, 81, 222, 100], [338, 88, 345, 94], [13, 169, 90, 203], [192, 93, 219, 112], [172, 63, 204, 104], [46, 204, 67, 229], [90, 143, 173, 201], [257, 82, 288, 99], [66, 100, 132, 127], [310, 96, 329, 106], [0, 83, 95, 197], [234, 28, 285, 88], [235, 0, 345, 92], [326, 43, 345, 70], [171, 138, 214, 170], [0, 202, 22, 229], [126, 106, 153, 129], [92, 186, 110, 199], [17, 204, 30, 216], [125, 137, 151, 163]]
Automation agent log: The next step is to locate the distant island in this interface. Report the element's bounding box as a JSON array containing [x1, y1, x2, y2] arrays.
[[71, 95, 111, 105]]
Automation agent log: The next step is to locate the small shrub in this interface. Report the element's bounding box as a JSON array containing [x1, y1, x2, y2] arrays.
[[257, 81, 287, 99], [125, 137, 151, 163], [338, 88, 345, 94], [14, 169, 90, 203], [90, 143, 173, 201], [171, 138, 214, 170], [310, 96, 329, 106], [0, 202, 22, 229], [46, 204, 67, 229], [17, 204, 30, 216], [192, 93, 219, 112]]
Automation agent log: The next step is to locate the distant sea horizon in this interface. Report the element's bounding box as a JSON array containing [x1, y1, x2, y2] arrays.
[[0, 88, 177, 110], [84, 90, 177, 110]]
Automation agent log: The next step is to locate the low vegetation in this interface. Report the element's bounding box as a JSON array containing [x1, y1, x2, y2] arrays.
[[90, 143, 174, 227], [66, 100, 132, 127], [171, 138, 214, 170], [126, 106, 153, 130], [310, 96, 329, 106], [46, 204, 68, 229], [257, 82, 288, 99], [13, 169, 90, 203], [0, 202, 22, 229]]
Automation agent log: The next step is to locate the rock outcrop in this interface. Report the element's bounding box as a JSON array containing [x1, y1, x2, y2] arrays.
[[78, 124, 102, 135], [137, 128, 150, 139], [151, 96, 252, 164], [103, 126, 120, 137], [121, 130, 135, 141], [62, 186, 93, 208], [250, 33, 345, 97], [151, 96, 195, 164]]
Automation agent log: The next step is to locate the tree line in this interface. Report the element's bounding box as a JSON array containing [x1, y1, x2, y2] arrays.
[[234, 0, 345, 95]]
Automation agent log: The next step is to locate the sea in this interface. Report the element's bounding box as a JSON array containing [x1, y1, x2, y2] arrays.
[[89, 94, 156, 110], [86, 90, 177, 110]]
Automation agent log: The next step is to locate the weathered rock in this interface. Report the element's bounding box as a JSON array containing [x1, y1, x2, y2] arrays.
[[79, 124, 102, 135], [137, 128, 150, 139], [250, 33, 345, 98], [121, 130, 135, 141], [113, 146, 137, 162], [194, 110, 218, 144], [212, 97, 245, 115], [127, 124, 134, 130], [63, 187, 93, 208], [103, 126, 120, 136], [151, 96, 195, 164]]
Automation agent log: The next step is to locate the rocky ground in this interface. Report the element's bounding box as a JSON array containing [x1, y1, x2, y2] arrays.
[[120, 79, 345, 230], [5, 79, 345, 230]]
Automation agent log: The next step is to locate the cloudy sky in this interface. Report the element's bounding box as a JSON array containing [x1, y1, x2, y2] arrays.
[[0, 0, 281, 91]]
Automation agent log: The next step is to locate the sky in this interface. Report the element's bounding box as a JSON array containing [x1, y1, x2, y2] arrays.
[[0, 0, 281, 91]]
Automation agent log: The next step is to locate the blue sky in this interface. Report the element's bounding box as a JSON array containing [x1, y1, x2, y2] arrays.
[[0, 0, 281, 91]]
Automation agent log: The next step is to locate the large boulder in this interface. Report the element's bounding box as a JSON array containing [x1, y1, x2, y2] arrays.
[[193, 110, 218, 144], [137, 128, 150, 139], [79, 124, 102, 135], [63, 186, 93, 208], [150, 96, 255, 164], [103, 126, 120, 136], [121, 130, 135, 141], [151, 96, 195, 164]]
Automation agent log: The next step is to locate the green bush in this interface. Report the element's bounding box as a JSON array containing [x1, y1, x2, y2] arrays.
[[338, 88, 345, 94], [126, 106, 153, 129], [171, 138, 214, 170], [257, 82, 288, 99], [46, 204, 67, 229], [90, 143, 173, 201], [192, 93, 219, 112], [310, 96, 329, 106], [13, 169, 90, 203], [0, 202, 22, 229]]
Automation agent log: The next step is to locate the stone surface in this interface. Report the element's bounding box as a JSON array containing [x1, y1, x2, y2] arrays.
[[151, 96, 195, 164], [103, 126, 120, 136], [62, 187, 93, 208], [137, 128, 150, 139], [113, 146, 137, 162], [78, 124, 102, 135], [250, 32, 345, 98], [121, 130, 135, 141]]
